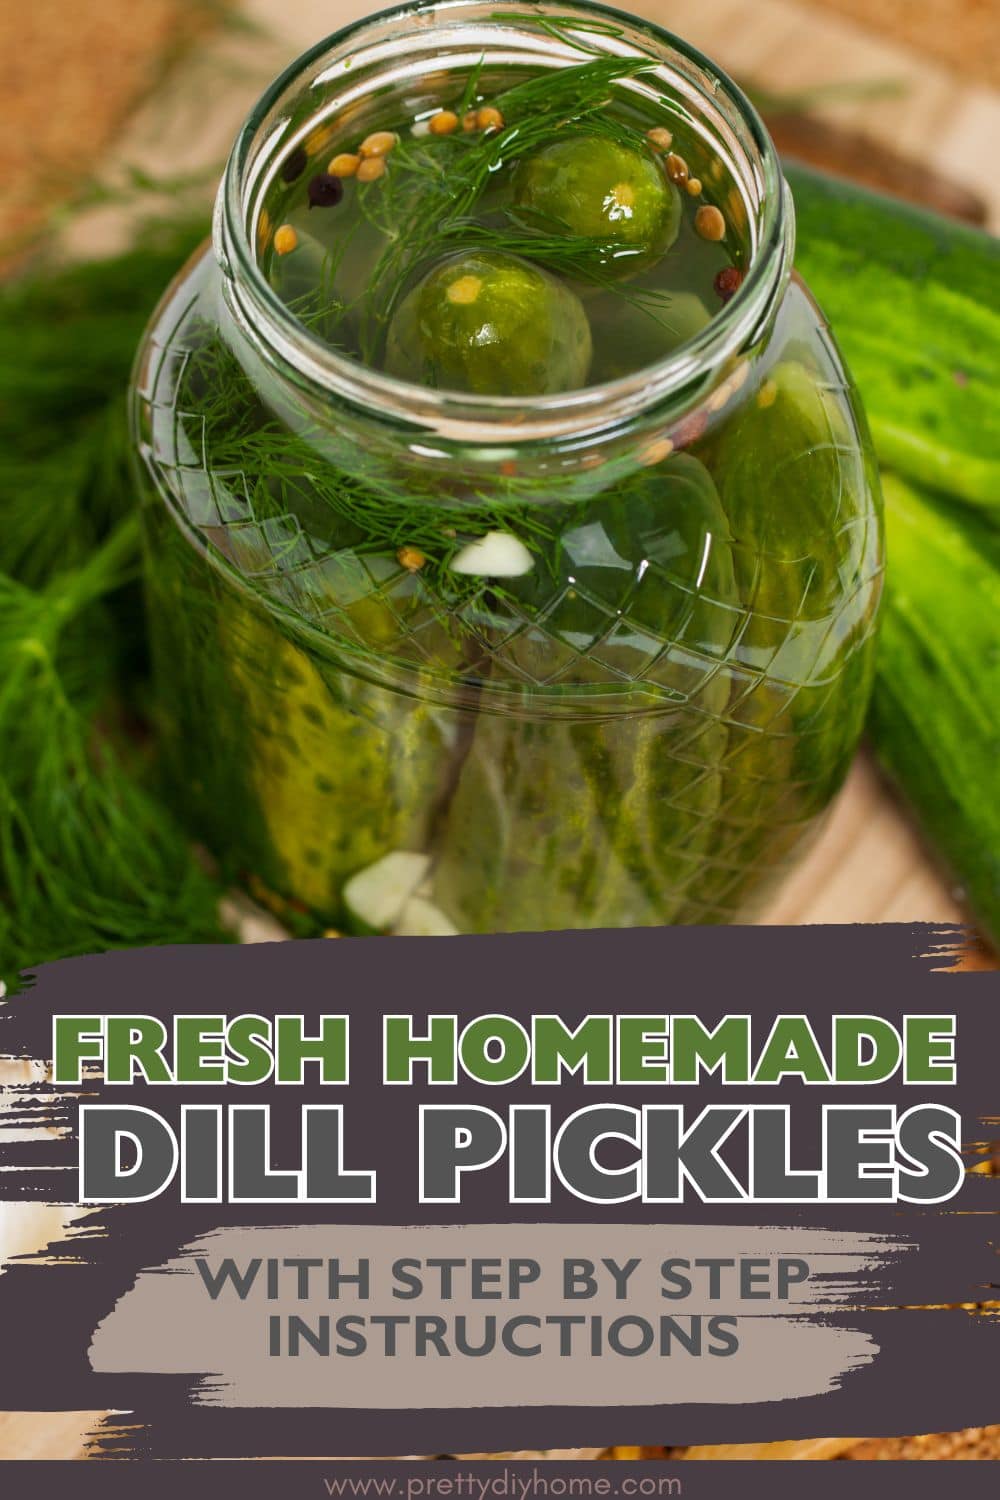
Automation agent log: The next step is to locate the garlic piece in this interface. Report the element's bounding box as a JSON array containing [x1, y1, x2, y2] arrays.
[[342, 851, 430, 932], [395, 896, 459, 937], [450, 531, 533, 577]]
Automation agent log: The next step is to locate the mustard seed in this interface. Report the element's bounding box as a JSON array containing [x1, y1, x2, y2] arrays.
[[304, 125, 334, 157], [273, 224, 299, 255], [686, 177, 703, 196], [429, 110, 459, 135], [695, 204, 726, 241], [359, 130, 398, 158], [476, 106, 504, 132], [665, 153, 689, 185], [646, 126, 673, 151], [397, 546, 426, 572], [356, 156, 387, 182], [328, 152, 360, 178]]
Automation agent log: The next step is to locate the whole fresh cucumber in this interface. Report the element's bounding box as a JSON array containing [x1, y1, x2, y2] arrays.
[[787, 162, 1000, 511], [867, 474, 1000, 945]]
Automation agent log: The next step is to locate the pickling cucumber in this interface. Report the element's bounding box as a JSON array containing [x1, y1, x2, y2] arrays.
[[787, 162, 1000, 510], [787, 165, 1000, 943], [867, 474, 1000, 946]]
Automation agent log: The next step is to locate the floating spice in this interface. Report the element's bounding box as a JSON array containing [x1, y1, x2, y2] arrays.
[[397, 545, 427, 572], [695, 204, 726, 241], [359, 131, 398, 158], [645, 126, 673, 151], [429, 110, 459, 135], [273, 224, 299, 255], [357, 156, 387, 182], [714, 265, 743, 301], [665, 152, 689, 185], [329, 152, 360, 177], [307, 173, 344, 208], [476, 106, 504, 132], [280, 145, 308, 183]]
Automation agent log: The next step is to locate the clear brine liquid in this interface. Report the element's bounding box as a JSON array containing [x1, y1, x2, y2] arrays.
[[258, 58, 747, 388]]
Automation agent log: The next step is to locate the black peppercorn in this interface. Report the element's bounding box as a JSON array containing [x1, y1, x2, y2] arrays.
[[280, 145, 308, 183], [308, 173, 344, 208]]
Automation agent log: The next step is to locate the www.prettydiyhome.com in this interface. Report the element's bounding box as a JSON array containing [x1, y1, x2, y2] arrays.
[[321, 1471, 681, 1499]]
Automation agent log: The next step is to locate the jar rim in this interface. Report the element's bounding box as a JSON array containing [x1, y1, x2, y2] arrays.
[[217, 0, 792, 444]]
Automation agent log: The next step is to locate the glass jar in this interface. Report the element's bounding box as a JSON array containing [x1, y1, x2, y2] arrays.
[[130, 0, 883, 936]]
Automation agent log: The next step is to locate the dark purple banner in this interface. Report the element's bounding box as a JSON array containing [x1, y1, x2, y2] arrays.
[[0, 923, 997, 1457]]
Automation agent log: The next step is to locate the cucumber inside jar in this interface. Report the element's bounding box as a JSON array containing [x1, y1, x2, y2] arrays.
[[385, 250, 593, 396], [428, 454, 740, 933], [511, 135, 682, 277], [681, 340, 882, 920]]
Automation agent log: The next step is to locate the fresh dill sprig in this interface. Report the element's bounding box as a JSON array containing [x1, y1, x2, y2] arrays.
[[0, 519, 229, 986], [179, 327, 573, 580], [161, 321, 626, 671], [0, 218, 229, 981], [488, 12, 641, 54], [456, 55, 486, 116], [0, 214, 209, 582]]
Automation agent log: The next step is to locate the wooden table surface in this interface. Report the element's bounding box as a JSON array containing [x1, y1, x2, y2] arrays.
[[1, 0, 998, 1463]]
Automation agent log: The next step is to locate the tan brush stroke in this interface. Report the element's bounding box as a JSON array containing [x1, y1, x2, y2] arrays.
[[677, 1438, 860, 1459], [454, 1451, 606, 1460], [0, 1057, 83, 1272], [0, 1410, 102, 1461]]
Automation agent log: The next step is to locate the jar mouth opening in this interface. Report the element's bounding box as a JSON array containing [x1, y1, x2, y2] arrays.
[[218, 0, 790, 443]]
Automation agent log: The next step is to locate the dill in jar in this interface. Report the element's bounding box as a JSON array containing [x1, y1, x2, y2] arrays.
[[260, 39, 747, 390]]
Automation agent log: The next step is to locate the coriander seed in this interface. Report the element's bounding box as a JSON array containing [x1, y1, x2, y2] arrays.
[[695, 204, 726, 241]]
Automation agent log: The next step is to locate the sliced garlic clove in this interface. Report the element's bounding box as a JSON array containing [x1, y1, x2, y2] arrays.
[[394, 896, 460, 937], [450, 531, 534, 577], [342, 851, 430, 932]]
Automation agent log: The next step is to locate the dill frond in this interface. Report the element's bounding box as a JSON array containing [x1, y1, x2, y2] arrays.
[[0, 217, 229, 982]]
